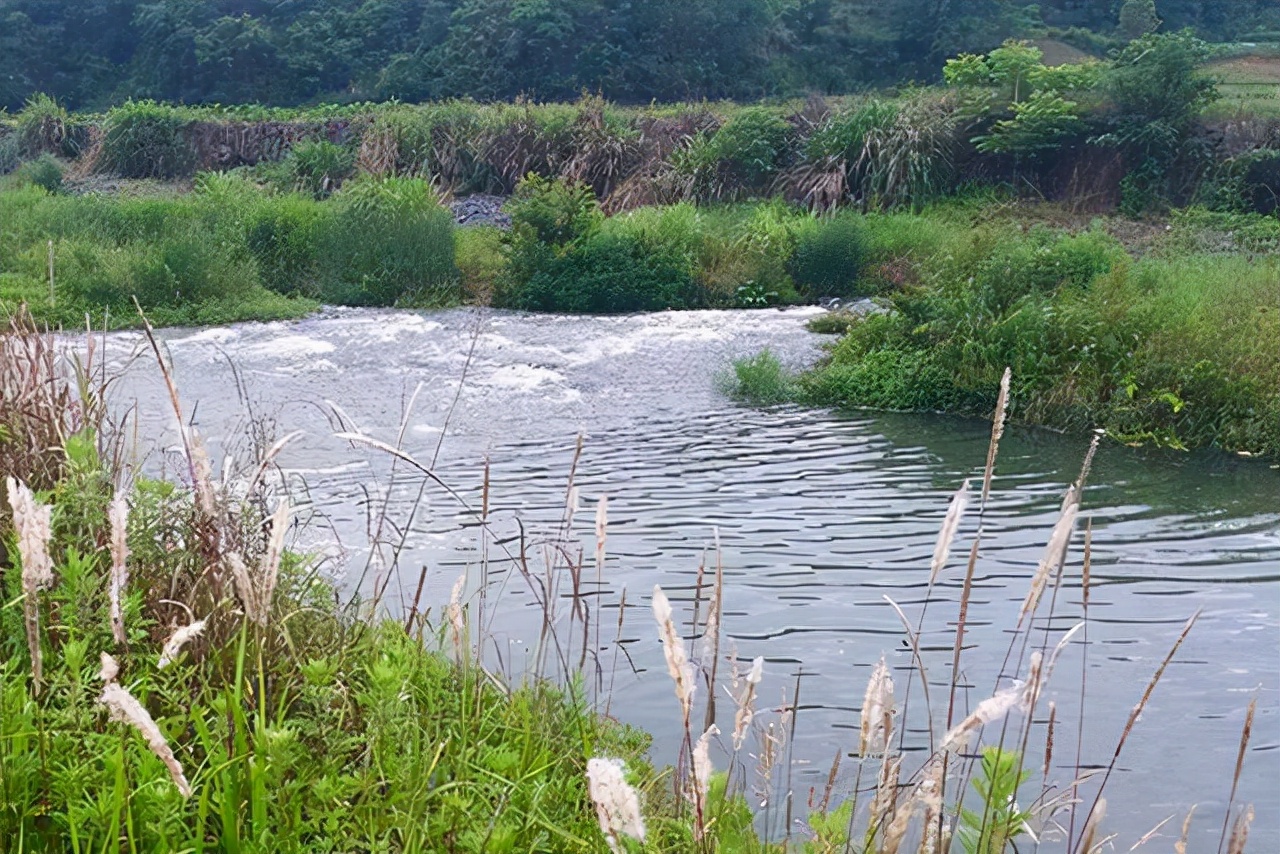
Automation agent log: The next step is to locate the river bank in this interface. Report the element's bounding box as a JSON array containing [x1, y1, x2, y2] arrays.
[[3, 306, 1274, 851]]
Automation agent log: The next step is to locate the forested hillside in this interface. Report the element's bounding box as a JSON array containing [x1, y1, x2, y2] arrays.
[[2, 0, 1278, 109]]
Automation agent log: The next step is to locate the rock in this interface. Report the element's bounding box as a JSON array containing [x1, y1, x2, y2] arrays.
[[450, 194, 511, 229]]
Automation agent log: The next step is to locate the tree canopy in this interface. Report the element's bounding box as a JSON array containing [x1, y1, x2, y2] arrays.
[[1, 0, 1275, 109]]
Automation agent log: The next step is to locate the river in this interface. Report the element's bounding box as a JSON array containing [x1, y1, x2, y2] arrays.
[[104, 306, 1279, 849]]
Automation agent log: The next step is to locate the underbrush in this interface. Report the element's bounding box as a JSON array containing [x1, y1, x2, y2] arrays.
[[1, 307, 1261, 852]]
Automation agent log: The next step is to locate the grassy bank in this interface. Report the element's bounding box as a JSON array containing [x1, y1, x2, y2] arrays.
[[1, 307, 1262, 852], [729, 200, 1280, 459]]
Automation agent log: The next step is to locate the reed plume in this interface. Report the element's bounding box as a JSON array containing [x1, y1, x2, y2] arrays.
[[157, 619, 206, 669], [859, 656, 894, 756], [108, 492, 129, 646], [231, 499, 290, 627], [930, 479, 970, 584], [652, 585, 695, 727], [732, 655, 764, 750], [586, 757, 646, 852], [98, 652, 192, 798], [7, 477, 53, 695]]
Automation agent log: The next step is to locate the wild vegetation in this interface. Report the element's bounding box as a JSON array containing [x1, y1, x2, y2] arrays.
[[0, 309, 1261, 851], [2, 0, 1278, 108]]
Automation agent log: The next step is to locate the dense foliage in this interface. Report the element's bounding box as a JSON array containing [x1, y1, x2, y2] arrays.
[[2, 0, 1279, 109]]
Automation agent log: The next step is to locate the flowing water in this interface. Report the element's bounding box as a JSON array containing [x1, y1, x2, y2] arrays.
[[105, 307, 1279, 849]]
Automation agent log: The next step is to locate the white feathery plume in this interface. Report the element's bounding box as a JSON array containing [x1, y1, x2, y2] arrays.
[[652, 585, 695, 725], [691, 724, 719, 840], [732, 655, 764, 750], [108, 493, 130, 646], [8, 477, 53, 695], [586, 757, 646, 852], [157, 619, 206, 669], [859, 657, 894, 756], [1019, 485, 1079, 626], [930, 479, 970, 584], [98, 652, 192, 798], [942, 652, 1044, 752]]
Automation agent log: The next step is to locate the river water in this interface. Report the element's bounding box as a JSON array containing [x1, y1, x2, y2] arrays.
[[104, 306, 1279, 849]]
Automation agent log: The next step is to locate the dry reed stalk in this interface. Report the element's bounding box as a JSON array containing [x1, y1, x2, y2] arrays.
[[1226, 806, 1253, 854], [930, 479, 970, 585], [652, 585, 696, 728], [230, 499, 290, 627], [941, 650, 1042, 753], [1075, 611, 1199, 854], [981, 368, 1012, 509], [919, 757, 946, 854], [157, 619, 206, 669], [448, 574, 467, 661], [859, 657, 895, 756], [703, 538, 725, 734], [108, 493, 130, 646], [732, 656, 765, 751], [870, 752, 902, 844], [1018, 485, 1079, 627], [1218, 696, 1258, 854], [883, 596, 934, 750], [1043, 700, 1057, 781], [98, 652, 192, 798], [1078, 798, 1106, 854], [586, 757, 646, 852], [7, 477, 54, 695], [1174, 806, 1196, 854]]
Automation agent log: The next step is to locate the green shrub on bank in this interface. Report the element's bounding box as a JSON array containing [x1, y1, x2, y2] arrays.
[[289, 139, 357, 197], [513, 230, 697, 313], [804, 215, 1280, 457], [318, 177, 458, 306], [14, 154, 63, 193], [100, 100, 194, 179], [727, 348, 795, 404], [787, 212, 871, 297]]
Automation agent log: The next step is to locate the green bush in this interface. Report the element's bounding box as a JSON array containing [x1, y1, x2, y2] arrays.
[[288, 139, 357, 198], [970, 226, 1123, 313], [787, 212, 870, 297], [99, 101, 195, 179], [709, 107, 792, 190], [0, 133, 21, 175], [511, 230, 697, 313], [507, 173, 602, 247], [245, 195, 329, 295], [15, 154, 63, 193], [319, 177, 458, 306], [727, 349, 794, 405]]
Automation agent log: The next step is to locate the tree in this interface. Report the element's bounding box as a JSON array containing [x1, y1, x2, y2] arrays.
[[1118, 0, 1161, 39]]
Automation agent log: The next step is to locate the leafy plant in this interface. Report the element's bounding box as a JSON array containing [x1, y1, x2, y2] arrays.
[[958, 747, 1033, 854], [15, 154, 64, 193], [288, 138, 356, 198], [787, 212, 870, 297]]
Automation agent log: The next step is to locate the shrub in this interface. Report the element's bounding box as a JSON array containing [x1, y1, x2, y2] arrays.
[[707, 107, 792, 190], [727, 349, 794, 405], [99, 101, 195, 179], [319, 177, 458, 306], [787, 212, 870, 297], [511, 230, 697, 313], [245, 195, 329, 295], [454, 226, 507, 301], [507, 173, 601, 247], [15, 154, 63, 194], [289, 139, 356, 198], [970, 227, 1123, 313], [0, 133, 21, 175]]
